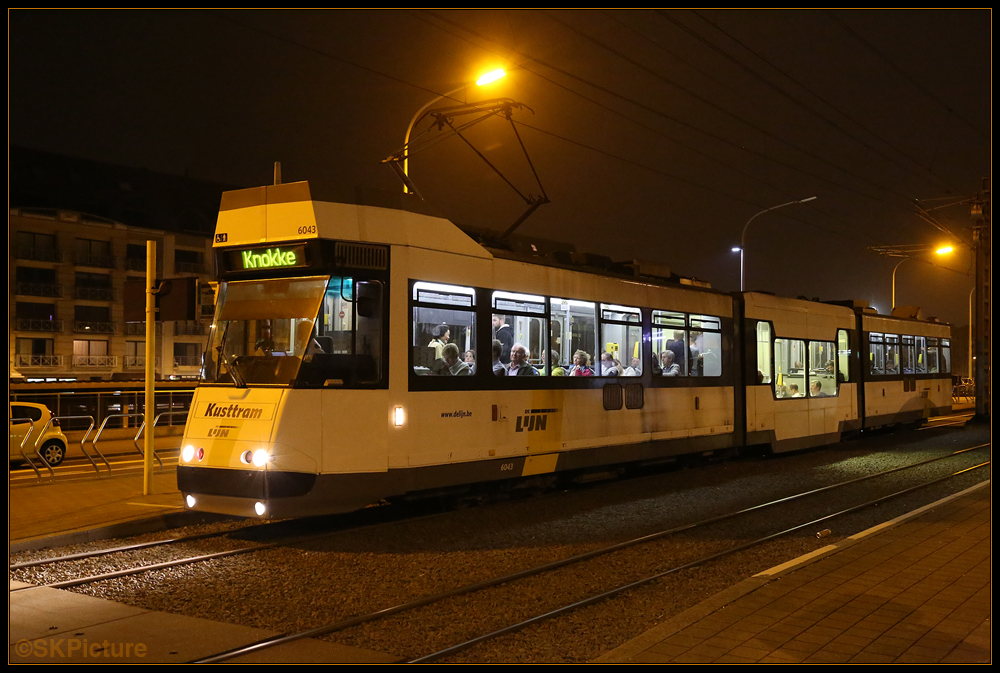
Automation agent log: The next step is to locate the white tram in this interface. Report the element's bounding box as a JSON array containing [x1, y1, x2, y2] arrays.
[[177, 181, 952, 519]]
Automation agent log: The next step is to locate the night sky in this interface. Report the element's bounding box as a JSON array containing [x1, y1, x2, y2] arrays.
[[9, 10, 990, 327]]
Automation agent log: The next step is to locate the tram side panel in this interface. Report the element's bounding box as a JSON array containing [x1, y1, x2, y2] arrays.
[[743, 293, 861, 453], [859, 313, 952, 428]]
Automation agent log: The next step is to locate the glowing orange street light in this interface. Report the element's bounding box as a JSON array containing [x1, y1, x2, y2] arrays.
[[401, 69, 507, 194]]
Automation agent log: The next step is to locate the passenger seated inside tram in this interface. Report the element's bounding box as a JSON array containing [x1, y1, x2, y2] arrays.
[[569, 350, 594, 376], [788, 383, 803, 398], [543, 349, 565, 376], [442, 343, 472, 376], [600, 352, 622, 376], [464, 349, 477, 374], [624, 357, 641, 376], [660, 351, 680, 376]]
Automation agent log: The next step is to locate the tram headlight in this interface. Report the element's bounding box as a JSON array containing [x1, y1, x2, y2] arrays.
[[254, 501, 267, 516], [186, 495, 196, 508], [182, 445, 195, 462], [251, 449, 270, 467]]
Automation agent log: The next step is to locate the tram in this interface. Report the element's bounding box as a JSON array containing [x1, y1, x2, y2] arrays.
[[176, 181, 952, 518]]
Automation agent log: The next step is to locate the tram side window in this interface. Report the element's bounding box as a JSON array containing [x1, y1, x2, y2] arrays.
[[493, 292, 546, 376], [551, 298, 597, 376], [885, 334, 900, 374], [599, 304, 642, 376], [808, 340, 838, 398], [939, 339, 950, 373], [690, 314, 723, 377], [651, 310, 723, 378], [411, 282, 476, 376], [869, 332, 885, 375], [901, 335, 915, 374], [755, 322, 772, 384], [651, 310, 686, 375], [914, 336, 927, 374], [837, 329, 851, 383], [774, 338, 806, 398], [926, 338, 939, 374]]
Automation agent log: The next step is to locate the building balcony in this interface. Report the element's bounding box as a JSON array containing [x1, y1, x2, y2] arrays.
[[174, 322, 207, 336], [15, 282, 63, 298], [13, 246, 63, 263], [75, 286, 117, 301], [123, 355, 162, 369], [174, 261, 208, 274], [13, 354, 64, 368], [125, 258, 163, 273], [75, 253, 118, 269], [72, 355, 118, 368], [173, 355, 203, 368], [124, 322, 162, 336], [74, 320, 117, 334], [15, 318, 63, 333]]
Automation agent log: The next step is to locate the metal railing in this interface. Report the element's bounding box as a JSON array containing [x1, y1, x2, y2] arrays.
[[123, 356, 162, 369], [75, 286, 117, 301], [15, 319, 63, 333], [173, 355, 203, 368], [15, 282, 63, 297], [72, 354, 118, 368], [75, 253, 117, 269], [74, 321, 117, 334], [14, 246, 62, 262], [125, 322, 162, 335], [93, 413, 160, 472], [174, 261, 207, 274], [174, 322, 207, 336], [13, 354, 64, 368], [14, 415, 99, 480]]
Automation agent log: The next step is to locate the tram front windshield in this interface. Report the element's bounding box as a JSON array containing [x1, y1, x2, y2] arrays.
[[204, 275, 380, 387]]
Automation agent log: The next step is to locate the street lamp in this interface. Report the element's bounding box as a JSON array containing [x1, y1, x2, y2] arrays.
[[400, 68, 506, 194], [740, 196, 817, 292], [891, 246, 954, 311]]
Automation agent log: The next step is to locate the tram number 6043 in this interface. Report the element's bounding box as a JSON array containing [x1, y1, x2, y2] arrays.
[[500, 462, 515, 472]]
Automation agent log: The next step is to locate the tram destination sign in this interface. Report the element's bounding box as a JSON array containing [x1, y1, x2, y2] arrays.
[[221, 243, 311, 273]]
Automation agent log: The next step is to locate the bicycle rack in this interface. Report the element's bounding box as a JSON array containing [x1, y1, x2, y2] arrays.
[[12, 417, 48, 479], [131, 411, 189, 470], [93, 414, 163, 474], [44, 415, 100, 475]]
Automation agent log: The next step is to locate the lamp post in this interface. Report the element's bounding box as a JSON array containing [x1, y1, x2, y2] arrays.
[[740, 196, 817, 292], [891, 246, 954, 312], [400, 68, 506, 194]]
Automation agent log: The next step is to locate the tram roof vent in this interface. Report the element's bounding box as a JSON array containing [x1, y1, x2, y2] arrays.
[[334, 242, 388, 270]]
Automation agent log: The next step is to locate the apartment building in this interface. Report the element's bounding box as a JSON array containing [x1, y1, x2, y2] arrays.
[[9, 207, 214, 382]]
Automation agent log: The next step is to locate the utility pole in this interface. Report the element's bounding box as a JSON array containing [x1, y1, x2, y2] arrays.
[[971, 178, 991, 420]]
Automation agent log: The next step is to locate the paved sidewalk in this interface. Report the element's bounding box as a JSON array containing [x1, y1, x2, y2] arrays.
[[597, 482, 991, 664]]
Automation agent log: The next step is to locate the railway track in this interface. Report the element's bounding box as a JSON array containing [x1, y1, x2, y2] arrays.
[[186, 440, 989, 663], [10, 420, 987, 663]]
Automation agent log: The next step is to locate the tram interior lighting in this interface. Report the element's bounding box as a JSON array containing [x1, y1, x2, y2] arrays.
[[394, 406, 406, 427]]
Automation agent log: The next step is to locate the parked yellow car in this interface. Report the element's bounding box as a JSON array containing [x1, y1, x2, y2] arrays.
[[9, 402, 69, 467]]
